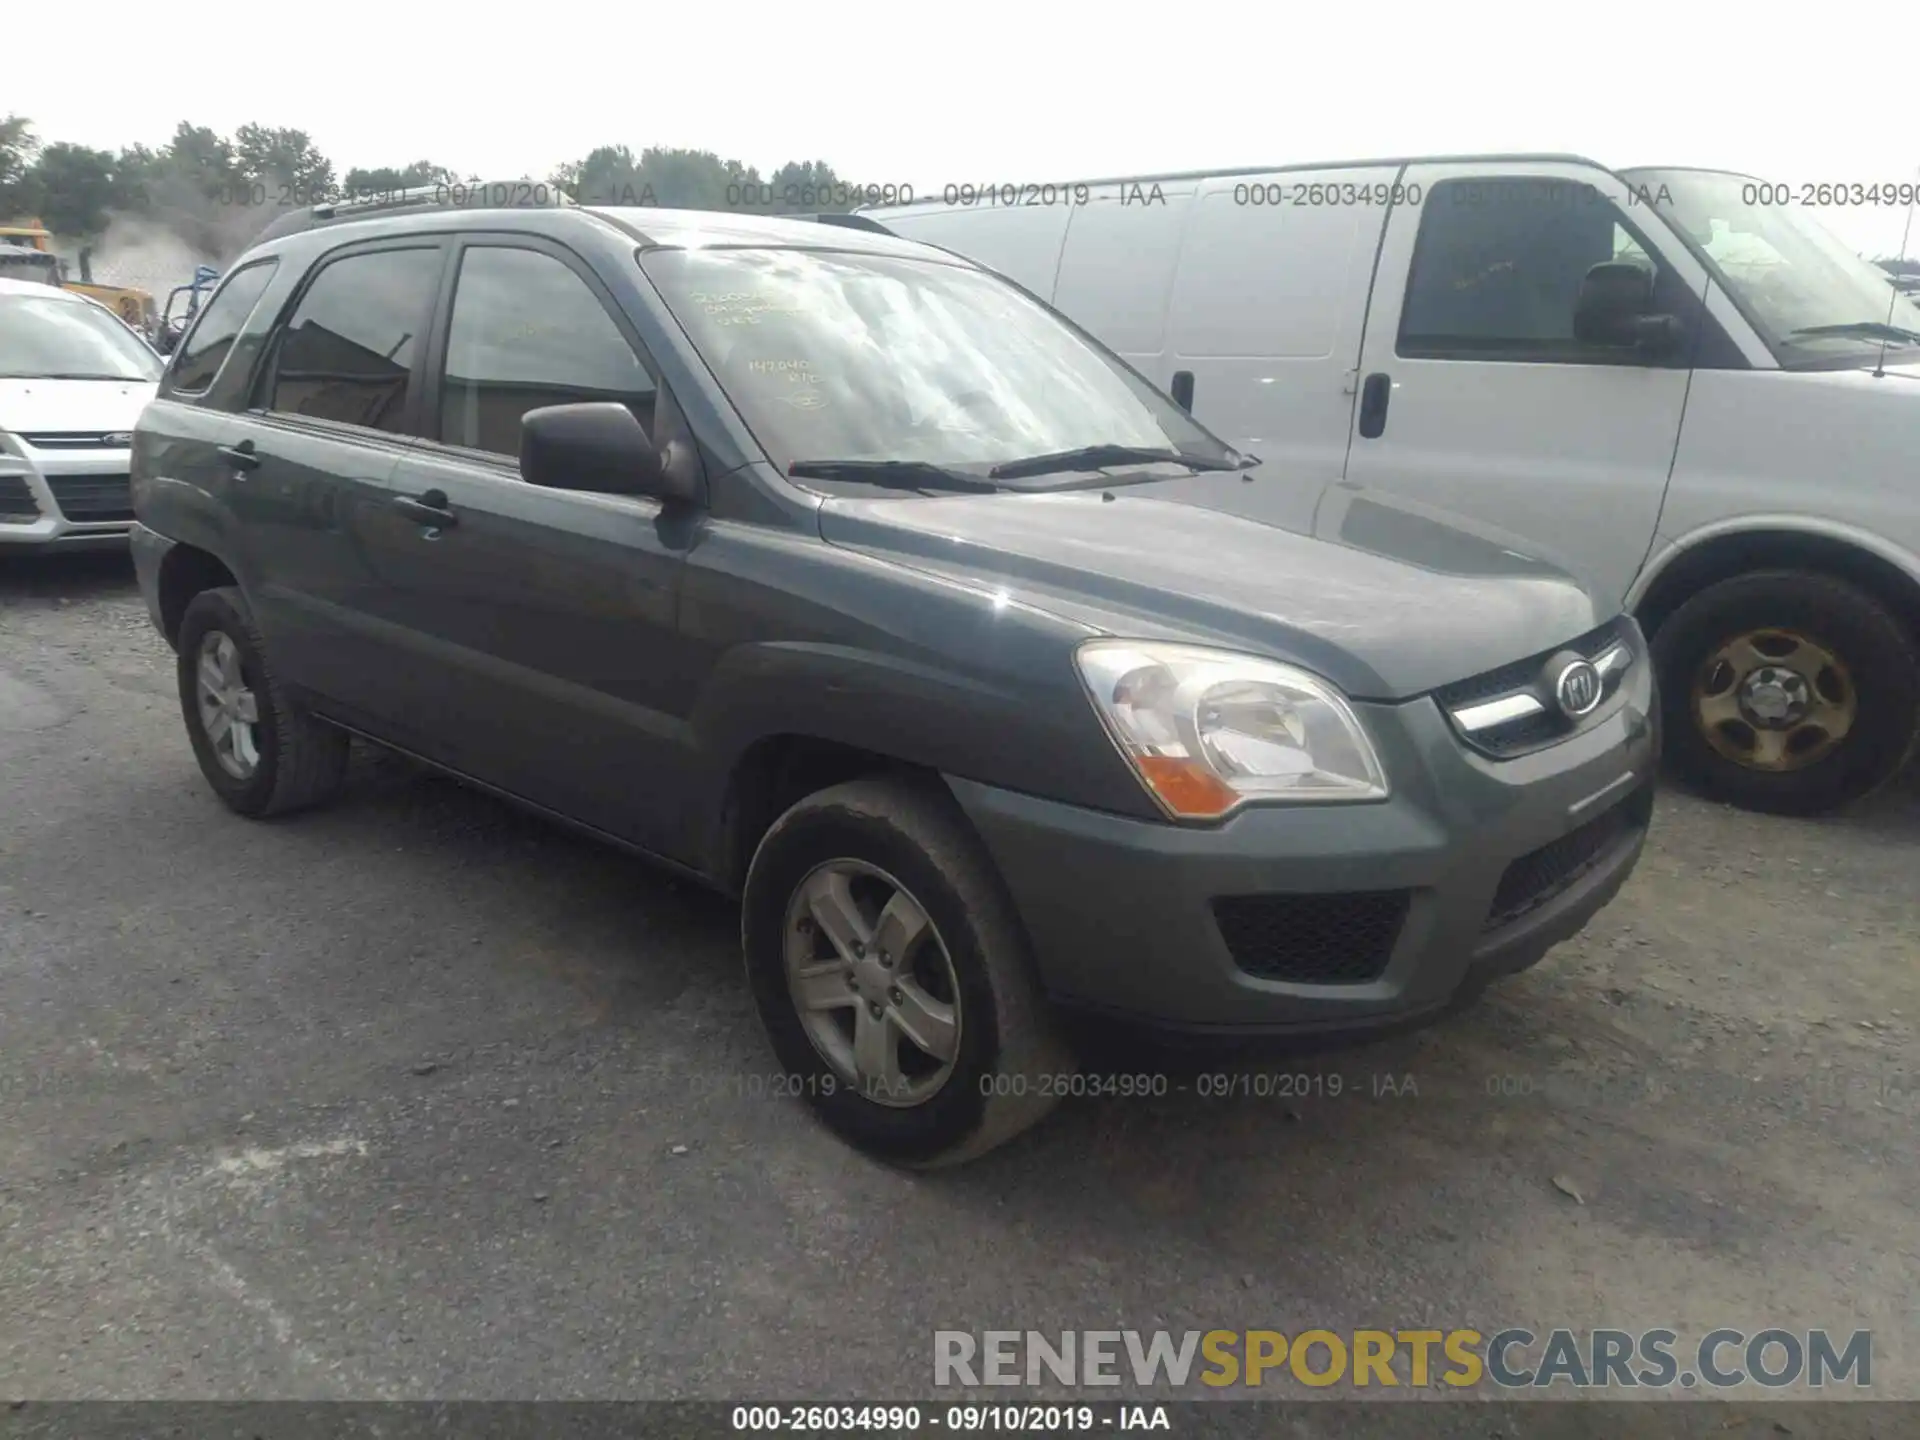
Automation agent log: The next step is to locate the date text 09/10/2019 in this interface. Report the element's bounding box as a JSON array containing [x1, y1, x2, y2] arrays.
[[730, 1405, 1171, 1431]]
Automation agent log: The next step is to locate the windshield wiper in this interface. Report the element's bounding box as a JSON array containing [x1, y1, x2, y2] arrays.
[[787, 459, 1000, 494], [987, 444, 1246, 481], [1785, 321, 1920, 345]]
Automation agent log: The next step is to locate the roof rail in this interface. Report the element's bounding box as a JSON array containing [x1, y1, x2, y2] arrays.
[[252, 178, 575, 245], [805, 212, 896, 235]]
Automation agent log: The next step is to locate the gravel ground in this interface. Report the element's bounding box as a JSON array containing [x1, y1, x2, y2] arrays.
[[1, 552, 1915, 1410]]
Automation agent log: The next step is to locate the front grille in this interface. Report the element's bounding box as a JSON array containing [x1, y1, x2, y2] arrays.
[[1435, 620, 1622, 710], [1483, 790, 1643, 933], [1436, 620, 1632, 760], [0, 475, 38, 520], [18, 432, 129, 450], [1213, 890, 1411, 985], [45, 473, 133, 522]]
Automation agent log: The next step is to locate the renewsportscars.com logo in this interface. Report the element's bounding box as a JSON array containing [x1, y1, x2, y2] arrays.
[[933, 1328, 1874, 1391]]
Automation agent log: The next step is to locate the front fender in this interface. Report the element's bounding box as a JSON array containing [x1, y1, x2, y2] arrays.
[[685, 636, 1158, 820], [672, 531, 1168, 873]]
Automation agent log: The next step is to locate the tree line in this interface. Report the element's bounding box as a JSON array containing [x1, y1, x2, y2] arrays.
[[0, 115, 867, 264]]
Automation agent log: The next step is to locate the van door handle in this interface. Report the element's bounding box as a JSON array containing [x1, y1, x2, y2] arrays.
[[1170, 370, 1195, 412], [216, 441, 260, 471], [391, 489, 457, 530], [1357, 372, 1392, 439]]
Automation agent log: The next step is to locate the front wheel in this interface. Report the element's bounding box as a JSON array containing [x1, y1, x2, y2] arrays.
[[741, 777, 1073, 1167], [1651, 570, 1920, 816]]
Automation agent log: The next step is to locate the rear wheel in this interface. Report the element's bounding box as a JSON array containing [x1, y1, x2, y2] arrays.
[[741, 777, 1072, 1167], [1651, 570, 1920, 816], [176, 586, 349, 818]]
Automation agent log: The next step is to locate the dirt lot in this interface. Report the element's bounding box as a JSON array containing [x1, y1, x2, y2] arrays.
[[1, 553, 1915, 1411]]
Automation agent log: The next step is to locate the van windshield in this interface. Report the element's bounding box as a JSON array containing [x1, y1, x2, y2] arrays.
[[0, 290, 162, 381], [0, 250, 62, 287], [641, 246, 1239, 485], [1624, 168, 1920, 369]]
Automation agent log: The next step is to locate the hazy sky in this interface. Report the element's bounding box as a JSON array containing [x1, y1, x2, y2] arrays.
[[15, 2, 1919, 259]]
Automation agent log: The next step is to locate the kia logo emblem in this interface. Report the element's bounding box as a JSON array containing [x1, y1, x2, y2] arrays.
[[1555, 659, 1603, 718], [103, 432, 133, 447]]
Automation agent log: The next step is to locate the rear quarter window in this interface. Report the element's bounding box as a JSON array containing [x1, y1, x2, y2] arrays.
[[168, 260, 279, 394]]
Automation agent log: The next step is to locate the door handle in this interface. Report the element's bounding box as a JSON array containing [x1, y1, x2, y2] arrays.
[[1357, 372, 1392, 439], [391, 489, 457, 530], [216, 441, 260, 471]]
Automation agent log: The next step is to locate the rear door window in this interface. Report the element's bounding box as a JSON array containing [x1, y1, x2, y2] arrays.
[[263, 247, 443, 432]]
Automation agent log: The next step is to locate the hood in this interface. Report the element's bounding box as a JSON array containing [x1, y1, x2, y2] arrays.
[[0, 378, 158, 437], [817, 472, 1609, 700]]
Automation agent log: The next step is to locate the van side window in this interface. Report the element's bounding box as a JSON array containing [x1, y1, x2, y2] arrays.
[[170, 259, 278, 393], [266, 247, 441, 432], [1399, 178, 1655, 360], [438, 246, 656, 458]]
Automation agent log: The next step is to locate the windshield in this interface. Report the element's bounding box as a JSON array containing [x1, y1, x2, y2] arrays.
[[1624, 168, 1920, 368], [0, 291, 162, 381], [641, 246, 1238, 484], [0, 251, 61, 287]]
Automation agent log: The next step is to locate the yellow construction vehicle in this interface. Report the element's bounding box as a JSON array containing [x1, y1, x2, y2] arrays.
[[0, 219, 159, 335]]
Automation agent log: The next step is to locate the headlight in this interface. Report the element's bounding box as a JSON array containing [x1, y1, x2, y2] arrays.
[[1075, 640, 1389, 819]]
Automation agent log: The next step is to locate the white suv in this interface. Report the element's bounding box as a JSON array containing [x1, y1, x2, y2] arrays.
[[0, 277, 163, 553]]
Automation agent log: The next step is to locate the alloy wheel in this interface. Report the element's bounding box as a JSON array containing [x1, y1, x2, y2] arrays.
[[195, 630, 262, 780], [782, 859, 962, 1107]]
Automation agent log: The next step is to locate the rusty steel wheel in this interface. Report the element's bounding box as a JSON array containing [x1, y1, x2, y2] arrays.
[[1692, 627, 1857, 773], [1654, 569, 1920, 816]]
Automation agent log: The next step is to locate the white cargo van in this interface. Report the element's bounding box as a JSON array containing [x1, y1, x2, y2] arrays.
[[858, 156, 1920, 817]]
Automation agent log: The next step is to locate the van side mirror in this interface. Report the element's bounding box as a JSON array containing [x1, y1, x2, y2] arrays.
[[519, 402, 694, 503], [1574, 261, 1683, 356]]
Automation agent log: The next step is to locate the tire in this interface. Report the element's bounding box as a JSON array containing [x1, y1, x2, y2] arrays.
[[176, 586, 349, 818], [741, 777, 1073, 1167], [1651, 570, 1920, 816]]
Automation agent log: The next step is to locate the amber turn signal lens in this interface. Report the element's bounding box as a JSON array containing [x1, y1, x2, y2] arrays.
[[1136, 755, 1242, 818]]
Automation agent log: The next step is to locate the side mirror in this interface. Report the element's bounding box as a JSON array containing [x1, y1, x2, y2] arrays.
[[519, 402, 693, 503], [1574, 260, 1682, 356], [1631, 312, 1686, 358]]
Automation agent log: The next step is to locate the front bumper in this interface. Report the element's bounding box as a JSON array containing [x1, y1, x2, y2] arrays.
[[947, 650, 1657, 1036], [0, 439, 136, 552]]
